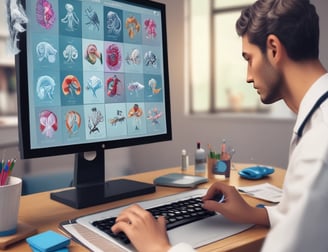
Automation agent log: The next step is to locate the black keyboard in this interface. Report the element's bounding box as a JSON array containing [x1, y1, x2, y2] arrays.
[[92, 196, 215, 244]]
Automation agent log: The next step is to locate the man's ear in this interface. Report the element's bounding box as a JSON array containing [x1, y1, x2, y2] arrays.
[[266, 34, 282, 62]]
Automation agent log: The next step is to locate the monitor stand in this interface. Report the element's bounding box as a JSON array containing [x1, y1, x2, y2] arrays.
[[50, 150, 156, 209]]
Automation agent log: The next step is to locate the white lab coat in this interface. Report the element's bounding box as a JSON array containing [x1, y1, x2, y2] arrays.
[[262, 73, 328, 251], [169, 74, 328, 252]]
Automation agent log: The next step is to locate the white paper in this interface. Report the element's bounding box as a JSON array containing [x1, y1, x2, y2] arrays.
[[238, 183, 283, 203]]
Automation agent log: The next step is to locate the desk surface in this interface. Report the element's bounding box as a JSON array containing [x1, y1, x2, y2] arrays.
[[10, 163, 285, 252]]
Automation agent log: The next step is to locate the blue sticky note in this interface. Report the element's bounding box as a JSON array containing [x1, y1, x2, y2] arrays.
[[30, 247, 69, 252], [26, 230, 70, 252]]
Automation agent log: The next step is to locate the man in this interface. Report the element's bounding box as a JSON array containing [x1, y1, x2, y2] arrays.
[[112, 0, 328, 251]]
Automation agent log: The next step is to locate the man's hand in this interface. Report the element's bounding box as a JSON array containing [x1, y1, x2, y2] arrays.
[[111, 204, 171, 252], [202, 182, 270, 226]]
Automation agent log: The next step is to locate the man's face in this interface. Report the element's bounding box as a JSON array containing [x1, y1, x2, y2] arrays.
[[241, 36, 283, 104]]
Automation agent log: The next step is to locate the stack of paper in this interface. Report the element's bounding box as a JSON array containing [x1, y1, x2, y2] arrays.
[[238, 183, 283, 203]]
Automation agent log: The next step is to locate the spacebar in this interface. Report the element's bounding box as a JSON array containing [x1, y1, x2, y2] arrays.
[[166, 216, 210, 230]]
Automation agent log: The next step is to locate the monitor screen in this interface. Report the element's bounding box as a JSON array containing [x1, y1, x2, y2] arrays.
[[16, 0, 172, 208]]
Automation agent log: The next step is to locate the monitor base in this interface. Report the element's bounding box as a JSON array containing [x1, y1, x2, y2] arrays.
[[50, 179, 156, 209]]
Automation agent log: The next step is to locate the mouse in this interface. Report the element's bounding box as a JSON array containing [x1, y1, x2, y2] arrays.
[[238, 165, 275, 180], [240, 168, 262, 179]]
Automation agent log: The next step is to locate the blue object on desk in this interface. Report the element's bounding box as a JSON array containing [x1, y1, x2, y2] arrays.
[[238, 165, 275, 180], [26, 230, 70, 252], [31, 248, 69, 252]]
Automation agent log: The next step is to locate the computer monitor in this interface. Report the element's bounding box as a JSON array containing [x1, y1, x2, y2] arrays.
[[15, 0, 172, 209]]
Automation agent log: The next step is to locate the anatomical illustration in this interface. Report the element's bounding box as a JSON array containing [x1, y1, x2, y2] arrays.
[[36, 75, 56, 100], [39, 110, 58, 138], [86, 76, 102, 98], [62, 75, 81, 96], [63, 44, 78, 63], [127, 81, 144, 96], [106, 44, 122, 70], [106, 75, 121, 97], [65, 110, 81, 136], [36, 42, 57, 63], [128, 104, 143, 130], [125, 16, 140, 39], [87, 107, 104, 134], [144, 18, 157, 39], [36, 0, 56, 29], [144, 50, 158, 68], [61, 3, 80, 31], [109, 110, 125, 126], [106, 11, 122, 35], [147, 107, 163, 125], [85, 6, 100, 31], [147, 78, 161, 97], [125, 48, 141, 65], [85, 44, 103, 65]]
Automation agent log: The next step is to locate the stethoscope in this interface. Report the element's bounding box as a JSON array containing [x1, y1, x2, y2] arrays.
[[296, 90, 328, 137]]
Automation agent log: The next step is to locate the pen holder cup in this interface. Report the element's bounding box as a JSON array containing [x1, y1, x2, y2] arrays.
[[208, 158, 231, 179], [0, 176, 22, 237], [207, 158, 217, 178]]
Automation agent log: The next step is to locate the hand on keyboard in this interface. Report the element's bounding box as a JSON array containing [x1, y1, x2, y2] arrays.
[[92, 196, 215, 248], [202, 182, 265, 224], [108, 204, 171, 252]]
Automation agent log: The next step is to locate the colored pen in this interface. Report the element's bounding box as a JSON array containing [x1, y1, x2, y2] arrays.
[[8, 159, 16, 176], [0, 160, 4, 186], [0, 159, 16, 186], [207, 144, 215, 158], [220, 139, 226, 155], [220, 139, 231, 161], [4, 159, 16, 185], [0, 161, 9, 186]]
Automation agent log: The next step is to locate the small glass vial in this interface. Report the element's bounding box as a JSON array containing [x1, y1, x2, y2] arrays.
[[181, 149, 189, 171]]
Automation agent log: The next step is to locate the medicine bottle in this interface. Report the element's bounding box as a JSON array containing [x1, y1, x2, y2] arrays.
[[195, 142, 206, 176], [181, 149, 189, 171]]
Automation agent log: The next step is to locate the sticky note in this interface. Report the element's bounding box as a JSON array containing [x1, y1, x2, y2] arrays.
[[26, 230, 70, 252]]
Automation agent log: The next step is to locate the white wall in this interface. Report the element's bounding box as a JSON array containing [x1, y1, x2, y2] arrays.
[[315, 0, 328, 68], [128, 0, 328, 173], [1, 0, 328, 179]]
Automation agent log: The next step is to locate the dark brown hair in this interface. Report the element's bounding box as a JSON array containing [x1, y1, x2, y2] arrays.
[[236, 0, 319, 61]]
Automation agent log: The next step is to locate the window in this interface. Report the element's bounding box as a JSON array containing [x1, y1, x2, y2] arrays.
[[186, 0, 294, 118]]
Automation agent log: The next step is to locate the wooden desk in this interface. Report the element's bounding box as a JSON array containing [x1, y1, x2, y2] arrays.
[[8, 163, 285, 252]]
